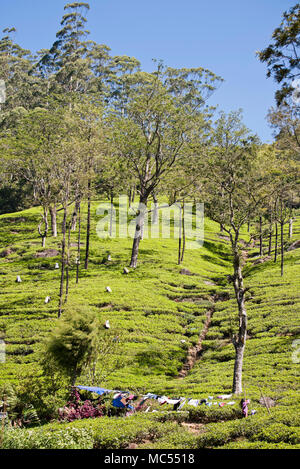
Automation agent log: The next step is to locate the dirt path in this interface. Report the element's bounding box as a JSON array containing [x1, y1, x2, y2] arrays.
[[177, 306, 215, 378]]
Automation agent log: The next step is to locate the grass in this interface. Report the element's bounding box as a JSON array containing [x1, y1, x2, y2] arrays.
[[0, 200, 299, 448]]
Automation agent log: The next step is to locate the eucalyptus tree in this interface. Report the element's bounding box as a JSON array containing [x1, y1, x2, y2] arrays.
[[258, 3, 300, 105], [54, 111, 89, 317], [37, 2, 93, 100], [4, 107, 72, 246], [203, 111, 267, 394], [271, 155, 300, 275], [0, 28, 38, 114], [164, 150, 205, 264], [96, 150, 131, 237], [267, 103, 300, 161], [71, 99, 104, 271], [110, 63, 222, 268], [0, 28, 44, 212], [5, 104, 89, 314], [105, 55, 141, 112]]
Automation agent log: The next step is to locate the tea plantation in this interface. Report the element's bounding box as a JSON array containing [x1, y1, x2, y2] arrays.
[[0, 201, 299, 449]]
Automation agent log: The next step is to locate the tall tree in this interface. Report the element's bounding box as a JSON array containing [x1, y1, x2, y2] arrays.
[[110, 63, 222, 268], [37, 2, 93, 101], [268, 103, 300, 160], [203, 111, 266, 394], [258, 3, 300, 105], [4, 107, 71, 245], [271, 155, 299, 275], [0, 28, 37, 114]]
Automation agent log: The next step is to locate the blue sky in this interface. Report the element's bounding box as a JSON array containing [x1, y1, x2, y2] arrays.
[[1, 0, 296, 142]]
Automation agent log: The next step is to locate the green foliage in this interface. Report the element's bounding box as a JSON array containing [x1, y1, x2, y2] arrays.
[[43, 304, 99, 385], [258, 3, 300, 105], [1, 426, 94, 449], [0, 202, 299, 448]]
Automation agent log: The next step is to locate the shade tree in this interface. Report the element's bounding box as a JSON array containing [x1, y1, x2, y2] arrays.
[[258, 3, 300, 105], [110, 62, 222, 268], [203, 110, 268, 394]]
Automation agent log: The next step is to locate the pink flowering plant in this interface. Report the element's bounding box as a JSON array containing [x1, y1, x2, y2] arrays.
[[58, 388, 104, 422]]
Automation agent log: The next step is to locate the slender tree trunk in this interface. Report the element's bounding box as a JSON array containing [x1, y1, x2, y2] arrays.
[[274, 222, 278, 263], [128, 187, 132, 208], [43, 207, 48, 247], [71, 199, 81, 232], [268, 216, 273, 257], [259, 216, 263, 256], [109, 192, 114, 237], [64, 221, 72, 304], [152, 192, 158, 225], [38, 207, 49, 248], [289, 218, 293, 239], [76, 203, 81, 284], [130, 195, 147, 268], [281, 220, 284, 277], [231, 243, 247, 395], [59, 206, 68, 318], [49, 204, 57, 237], [181, 203, 186, 263], [178, 204, 182, 265], [84, 180, 91, 270], [131, 187, 135, 205]]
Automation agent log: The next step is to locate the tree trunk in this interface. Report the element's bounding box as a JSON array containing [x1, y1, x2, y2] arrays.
[[38, 207, 49, 248], [129, 196, 147, 268], [84, 180, 91, 270], [232, 244, 247, 395], [109, 192, 114, 237], [76, 203, 81, 284], [289, 218, 293, 239], [128, 187, 132, 208], [180, 203, 186, 263], [64, 221, 72, 304], [178, 204, 182, 265], [152, 192, 158, 225], [49, 205, 57, 237], [59, 206, 68, 318], [281, 220, 284, 277], [232, 343, 245, 395], [274, 222, 278, 263], [259, 216, 263, 256], [129, 186, 135, 208], [268, 217, 273, 256], [71, 199, 81, 232]]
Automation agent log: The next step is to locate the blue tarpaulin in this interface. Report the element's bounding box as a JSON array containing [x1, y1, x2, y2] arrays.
[[76, 386, 114, 396], [112, 394, 126, 408]]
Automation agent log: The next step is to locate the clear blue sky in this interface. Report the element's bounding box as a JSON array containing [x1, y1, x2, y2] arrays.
[[1, 0, 296, 142]]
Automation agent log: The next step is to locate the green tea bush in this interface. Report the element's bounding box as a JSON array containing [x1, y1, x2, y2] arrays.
[[1, 427, 94, 449]]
